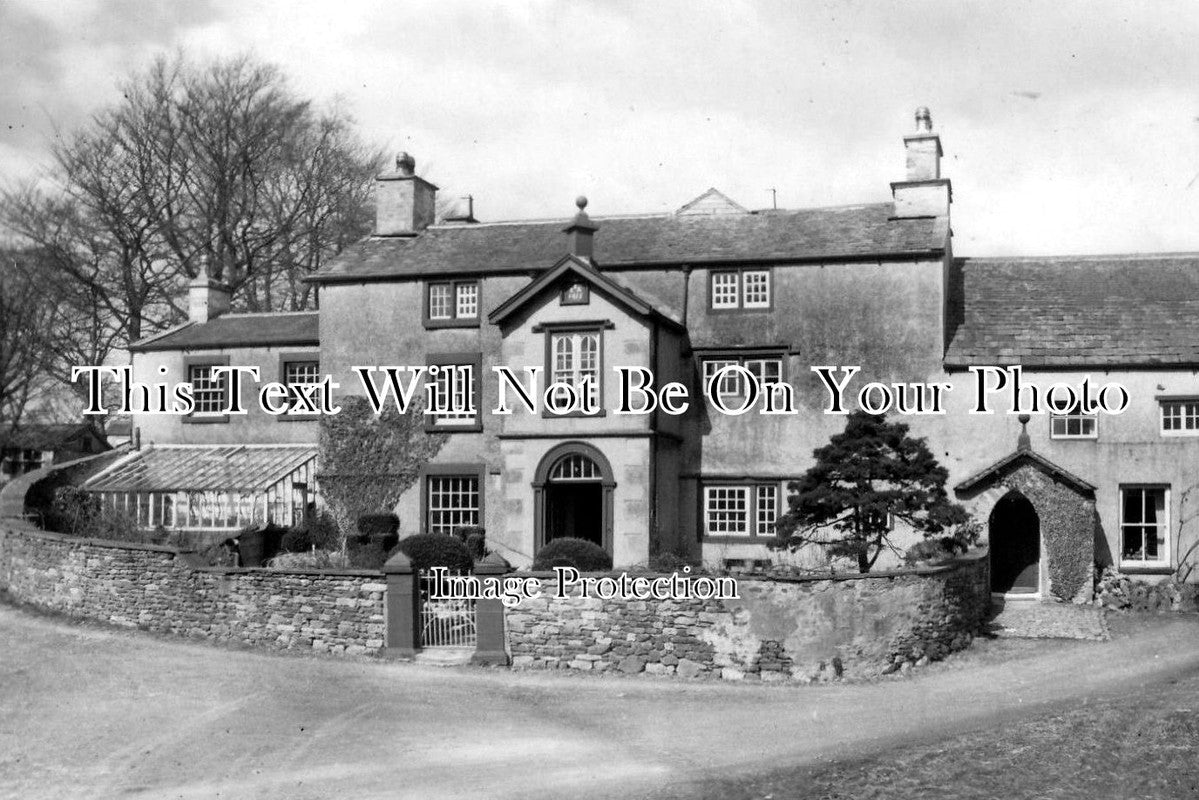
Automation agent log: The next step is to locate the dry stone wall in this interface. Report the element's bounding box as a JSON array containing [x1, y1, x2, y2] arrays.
[[505, 552, 989, 680], [0, 523, 385, 655]]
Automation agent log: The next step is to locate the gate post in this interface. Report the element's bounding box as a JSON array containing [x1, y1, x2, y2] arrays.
[[383, 551, 420, 658], [472, 552, 511, 666]]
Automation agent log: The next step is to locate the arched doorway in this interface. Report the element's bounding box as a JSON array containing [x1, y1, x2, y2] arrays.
[[989, 492, 1040, 594], [533, 442, 615, 553]]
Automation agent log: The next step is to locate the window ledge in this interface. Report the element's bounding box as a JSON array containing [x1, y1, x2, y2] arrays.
[[183, 415, 230, 425], [703, 535, 775, 545], [423, 318, 481, 330], [1117, 563, 1174, 575]]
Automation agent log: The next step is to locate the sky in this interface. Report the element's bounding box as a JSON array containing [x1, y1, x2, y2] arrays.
[[2, 0, 1199, 257]]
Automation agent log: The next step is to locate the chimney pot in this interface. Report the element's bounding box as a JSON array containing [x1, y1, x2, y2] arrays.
[[396, 151, 416, 176], [915, 106, 933, 132]]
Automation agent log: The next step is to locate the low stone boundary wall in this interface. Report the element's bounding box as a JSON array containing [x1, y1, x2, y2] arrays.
[[0, 523, 385, 656], [504, 552, 989, 680]]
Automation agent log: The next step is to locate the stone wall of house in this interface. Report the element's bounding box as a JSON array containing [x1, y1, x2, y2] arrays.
[[0, 522, 385, 656], [504, 551, 989, 680]]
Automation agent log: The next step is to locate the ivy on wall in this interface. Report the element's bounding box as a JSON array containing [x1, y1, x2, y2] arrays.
[[1001, 465, 1095, 603], [318, 396, 448, 536]]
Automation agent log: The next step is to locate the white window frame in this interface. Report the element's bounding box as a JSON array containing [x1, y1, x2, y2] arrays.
[[710, 268, 771, 310], [427, 280, 480, 322], [711, 272, 740, 309], [742, 269, 771, 308], [428, 282, 454, 320], [549, 330, 601, 410], [282, 359, 320, 413], [1160, 399, 1199, 436], [188, 364, 228, 416], [455, 283, 479, 318], [703, 482, 780, 538], [426, 474, 481, 535], [1050, 401, 1097, 440], [429, 364, 478, 427], [701, 355, 784, 402], [1119, 485, 1170, 568]]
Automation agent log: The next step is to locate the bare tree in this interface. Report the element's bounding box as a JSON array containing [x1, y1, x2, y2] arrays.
[[0, 52, 381, 420], [0, 251, 59, 429]]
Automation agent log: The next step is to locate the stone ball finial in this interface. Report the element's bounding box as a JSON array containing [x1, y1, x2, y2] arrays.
[[396, 151, 416, 176], [575, 195, 588, 211], [915, 107, 933, 132]]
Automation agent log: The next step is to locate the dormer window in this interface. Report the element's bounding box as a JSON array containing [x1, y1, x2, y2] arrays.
[[425, 280, 480, 328], [710, 268, 771, 310]]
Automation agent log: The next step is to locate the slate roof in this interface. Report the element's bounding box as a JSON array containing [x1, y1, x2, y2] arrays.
[[312, 202, 948, 282], [84, 444, 317, 493], [129, 312, 319, 352], [945, 254, 1199, 369]]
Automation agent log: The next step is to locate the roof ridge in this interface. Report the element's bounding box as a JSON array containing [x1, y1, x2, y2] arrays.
[[961, 251, 1199, 263], [418, 200, 897, 231], [219, 310, 318, 318]]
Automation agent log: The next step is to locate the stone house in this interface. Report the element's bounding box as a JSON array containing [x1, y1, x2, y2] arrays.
[[88, 109, 1199, 600]]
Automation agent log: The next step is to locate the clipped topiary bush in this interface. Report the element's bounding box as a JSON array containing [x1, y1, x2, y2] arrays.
[[533, 537, 612, 572], [452, 525, 487, 560], [396, 532, 474, 574], [280, 510, 341, 553]]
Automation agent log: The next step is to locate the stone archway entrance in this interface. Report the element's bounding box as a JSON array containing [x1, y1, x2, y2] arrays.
[[533, 442, 616, 554], [989, 492, 1040, 594], [545, 453, 604, 546]]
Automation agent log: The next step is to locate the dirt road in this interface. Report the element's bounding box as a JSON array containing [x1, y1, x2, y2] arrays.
[[2, 604, 1197, 799]]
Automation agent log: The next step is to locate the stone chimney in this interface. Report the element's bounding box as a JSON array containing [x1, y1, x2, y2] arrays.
[[563, 196, 599, 260], [188, 258, 231, 323], [891, 107, 951, 218], [375, 152, 438, 236]]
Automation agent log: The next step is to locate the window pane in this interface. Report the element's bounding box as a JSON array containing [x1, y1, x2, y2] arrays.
[[427, 475, 480, 535], [428, 283, 453, 319], [755, 484, 778, 536], [705, 486, 749, 535], [189, 365, 227, 414], [456, 283, 478, 318], [431, 364, 476, 426], [1121, 487, 1167, 563], [743, 270, 770, 308], [712, 272, 739, 308]]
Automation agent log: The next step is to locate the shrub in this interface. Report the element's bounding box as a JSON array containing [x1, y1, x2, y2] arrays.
[[452, 525, 487, 560], [533, 537, 612, 572], [280, 510, 341, 553], [45, 486, 139, 541], [357, 512, 400, 537], [396, 533, 474, 574], [648, 551, 691, 573], [268, 549, 351, 570]]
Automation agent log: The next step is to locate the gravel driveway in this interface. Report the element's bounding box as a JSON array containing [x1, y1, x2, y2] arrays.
[[1, 604, 1197, 800]]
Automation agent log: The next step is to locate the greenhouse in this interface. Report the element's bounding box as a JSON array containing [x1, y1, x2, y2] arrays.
[[83, 444, 318, 532]]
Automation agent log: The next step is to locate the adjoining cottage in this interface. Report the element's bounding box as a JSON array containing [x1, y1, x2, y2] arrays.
[[85, 108, 1199, 600]]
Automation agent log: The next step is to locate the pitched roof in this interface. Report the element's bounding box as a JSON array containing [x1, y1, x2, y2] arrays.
[[129, 312, 319, 352], [488, 254, 684, 330], [955, 447, 1095, 495], [945, 253, 1199, 369], [83, 444, 316, 493], [312, 202, 948, 282]]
